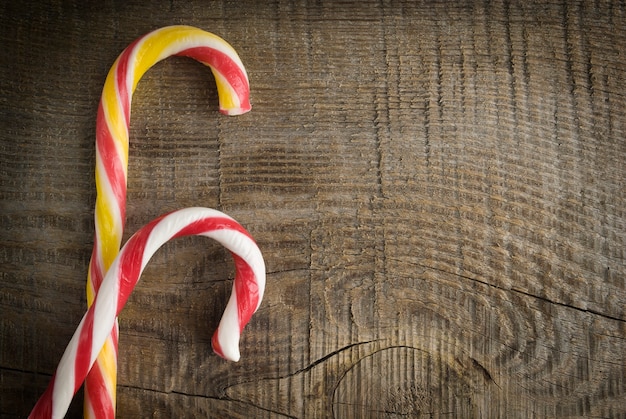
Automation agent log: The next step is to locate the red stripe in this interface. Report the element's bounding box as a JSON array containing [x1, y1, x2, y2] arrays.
[[110, 320, 119, 351], [116, 60, 130, 127], [28, 373, 55, 418], [233, 254, 259, 331], [176, 47, 250, 109], [88, 239, 104, 293], [89, 235, 110, 294], [75, 304, 96, 393], [211, 332, 225, 359], [114, 215, 164, 310], [85, 364, 115, 418], [172, 216, 252, 240], [96, 102, 127, 223], [115, 37, 142, 126]]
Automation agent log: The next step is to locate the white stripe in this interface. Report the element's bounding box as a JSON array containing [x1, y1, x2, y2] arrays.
[[51, 319, 80, 418], [211, 69, 243, 109], [216, 290, 241, 362], [91, 267, 121, 366], [124, 38, 141, 104]]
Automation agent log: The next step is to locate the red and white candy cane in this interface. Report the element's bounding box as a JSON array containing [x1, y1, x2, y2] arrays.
[[29, 207, 266, 419], [87, 26, 251, 418]]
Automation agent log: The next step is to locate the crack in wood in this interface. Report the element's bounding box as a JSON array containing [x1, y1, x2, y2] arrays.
[[412, 261, 626, 323]]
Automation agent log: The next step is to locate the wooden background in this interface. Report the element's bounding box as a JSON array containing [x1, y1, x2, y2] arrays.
[[1, 1, 625, 417]]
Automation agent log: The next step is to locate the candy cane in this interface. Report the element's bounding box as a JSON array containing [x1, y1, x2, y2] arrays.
[[29, 207, 266, 419], [86, 26, 251, 418]]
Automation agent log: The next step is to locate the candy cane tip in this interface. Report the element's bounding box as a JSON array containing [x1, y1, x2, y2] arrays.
[[211, 330, 240, 362], [220, 104, 251, 116]]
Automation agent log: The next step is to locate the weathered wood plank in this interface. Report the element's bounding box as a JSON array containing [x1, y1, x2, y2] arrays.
[[1, 1, 624, 418]]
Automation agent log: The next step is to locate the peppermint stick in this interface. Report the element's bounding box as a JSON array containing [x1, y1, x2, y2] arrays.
[[30, 207, 265, 419], [87, 25, 251, 418]]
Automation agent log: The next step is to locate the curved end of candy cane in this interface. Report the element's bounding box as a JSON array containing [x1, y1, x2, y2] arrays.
[[211, 290, 242, 362], [219, 103, 251, 117], [211, 330, 240, 362], [215, 74, 251, 116], [208, 225, 265, 363]]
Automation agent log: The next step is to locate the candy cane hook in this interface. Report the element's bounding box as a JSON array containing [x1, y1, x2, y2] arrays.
[[30, 208, 266, 419], [87, 26, 251, 418]]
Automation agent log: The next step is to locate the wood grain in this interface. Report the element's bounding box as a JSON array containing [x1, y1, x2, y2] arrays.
[[1, 1, 624, 417]]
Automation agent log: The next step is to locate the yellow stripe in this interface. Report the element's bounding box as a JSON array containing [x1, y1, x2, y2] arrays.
[[94, 168, 121, 271], [101, 62, 129, 171], [86, 270, 96, 306], [83, 339, 118, 419], [212, 70, 239, 110], [98, 338, 118, 396], [101, 120, 128, 169], [131, 27, 187, 91]]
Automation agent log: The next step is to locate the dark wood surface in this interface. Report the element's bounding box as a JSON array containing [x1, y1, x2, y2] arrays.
[[1, 1, 625, 417]]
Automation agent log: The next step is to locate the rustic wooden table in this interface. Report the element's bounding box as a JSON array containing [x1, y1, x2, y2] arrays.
[[1, 1, 625, 417]]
